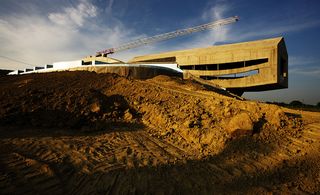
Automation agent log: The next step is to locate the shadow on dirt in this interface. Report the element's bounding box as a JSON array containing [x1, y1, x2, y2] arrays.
[[252, 114, 268, 134], [0, 93, 144, 138]]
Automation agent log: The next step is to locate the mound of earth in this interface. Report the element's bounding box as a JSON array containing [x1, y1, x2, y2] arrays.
[[0, 71, 319, 194]]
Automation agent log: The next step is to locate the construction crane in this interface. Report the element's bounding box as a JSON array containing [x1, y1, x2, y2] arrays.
[[96, 16, 239, 56]]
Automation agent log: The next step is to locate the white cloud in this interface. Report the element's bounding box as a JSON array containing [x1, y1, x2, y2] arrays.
[[206, 3, 231, 44], [202, 3, 229, 21], [166, 2, 233, 50], [0, 1, 282, 69], [48, 0, 97, 28], [0, 0, 135, 70]]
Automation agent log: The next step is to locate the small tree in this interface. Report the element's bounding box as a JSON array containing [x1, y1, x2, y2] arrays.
[[317, 102, 320, 107]]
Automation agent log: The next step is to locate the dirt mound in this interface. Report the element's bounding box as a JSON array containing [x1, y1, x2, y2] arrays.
[[0, 72, 140, 131], [0, 72, 289, 155], [0, 71, 319, 194]]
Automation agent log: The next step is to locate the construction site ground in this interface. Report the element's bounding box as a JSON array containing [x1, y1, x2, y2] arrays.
[[0, 71, 319, 194]]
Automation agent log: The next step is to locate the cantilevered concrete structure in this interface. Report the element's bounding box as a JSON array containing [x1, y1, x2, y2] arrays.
[[129, 37, 288, 95], [7, 37, 288, 96]]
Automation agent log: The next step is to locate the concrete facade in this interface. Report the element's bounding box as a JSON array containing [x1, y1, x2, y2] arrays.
[[129, 37, 288, 94]]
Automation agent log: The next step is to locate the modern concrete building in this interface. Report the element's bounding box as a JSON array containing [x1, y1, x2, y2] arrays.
[[129, 37, 288, 95], [7, 37, 288, 96]]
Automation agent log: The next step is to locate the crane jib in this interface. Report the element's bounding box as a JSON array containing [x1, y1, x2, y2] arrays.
[[96, 16, 239, 56]]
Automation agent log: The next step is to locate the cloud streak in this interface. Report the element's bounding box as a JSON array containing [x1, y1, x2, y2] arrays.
[[289, 56, 320, 67], [227, 20, 320, 43], [290, 66, 320, 77], [105, 0, 115, 14]]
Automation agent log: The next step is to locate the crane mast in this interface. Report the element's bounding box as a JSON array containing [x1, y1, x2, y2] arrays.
[[96, 16, 239, 56]]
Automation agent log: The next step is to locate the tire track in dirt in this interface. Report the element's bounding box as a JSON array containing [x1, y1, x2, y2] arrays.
[[0, 122, 319, 194], [70, 122, 320, 193], [0, 152, 64, 194], [66, 129, 192, 194], [139, 129, 190, 159], [0, 123, 320, 194], [202, 122, 320, 186]]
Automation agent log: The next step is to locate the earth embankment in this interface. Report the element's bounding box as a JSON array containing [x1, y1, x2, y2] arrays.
[[0, 71, 319, 194]]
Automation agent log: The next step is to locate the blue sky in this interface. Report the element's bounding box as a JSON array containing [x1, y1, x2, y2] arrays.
[[0, 0, 320, 104]]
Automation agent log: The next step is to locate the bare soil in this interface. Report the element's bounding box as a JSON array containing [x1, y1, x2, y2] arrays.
[[0, 71, 319, 194]]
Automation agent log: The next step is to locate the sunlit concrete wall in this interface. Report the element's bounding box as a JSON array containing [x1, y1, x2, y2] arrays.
[[129, 37, 288, 92]]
